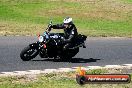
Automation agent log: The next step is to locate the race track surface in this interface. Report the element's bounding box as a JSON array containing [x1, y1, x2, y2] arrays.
[[0, 36, 132, 72]]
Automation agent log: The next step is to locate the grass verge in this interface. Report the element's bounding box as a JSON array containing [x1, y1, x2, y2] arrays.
[[0, 0, 132, 37], [0, 69, 132, 88]]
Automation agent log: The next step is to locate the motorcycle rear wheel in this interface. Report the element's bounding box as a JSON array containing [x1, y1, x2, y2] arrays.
[[60, 47, 79, 60]]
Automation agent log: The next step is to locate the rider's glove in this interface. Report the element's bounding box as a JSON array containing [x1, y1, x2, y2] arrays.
[[48, 24, 53, 29], [48, 25, 53, 32]]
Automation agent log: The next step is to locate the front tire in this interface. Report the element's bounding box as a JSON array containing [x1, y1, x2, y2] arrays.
[[20, 45, 39, 61]]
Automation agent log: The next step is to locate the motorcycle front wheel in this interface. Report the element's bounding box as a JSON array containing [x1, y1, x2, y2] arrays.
[[20, 45, 39, 61]]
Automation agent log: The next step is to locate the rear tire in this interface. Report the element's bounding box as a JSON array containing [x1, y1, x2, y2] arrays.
[[20, 45, 39, 61], [60, 48, 79, 60]]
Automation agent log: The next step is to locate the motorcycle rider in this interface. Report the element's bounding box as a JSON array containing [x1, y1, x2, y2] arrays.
[[48, 17, 78, 50]]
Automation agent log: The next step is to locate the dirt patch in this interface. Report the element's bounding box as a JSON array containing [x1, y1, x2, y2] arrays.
[[11, 74, 38, 84], [36, 0, 132, 21]]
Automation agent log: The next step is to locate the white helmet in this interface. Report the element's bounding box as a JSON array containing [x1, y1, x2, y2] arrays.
[[63, 17, 73, 24]]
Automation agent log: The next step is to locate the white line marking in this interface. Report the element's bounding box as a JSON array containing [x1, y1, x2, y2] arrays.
[[0, 64, 132, 76]]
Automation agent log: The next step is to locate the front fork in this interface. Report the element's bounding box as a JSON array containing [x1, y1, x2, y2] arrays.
[[29, 41, 45, 50], [29, 42, 39, 48]]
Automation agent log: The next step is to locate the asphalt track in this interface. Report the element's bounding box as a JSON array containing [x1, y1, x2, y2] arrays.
[[0, 36, 132, 72]]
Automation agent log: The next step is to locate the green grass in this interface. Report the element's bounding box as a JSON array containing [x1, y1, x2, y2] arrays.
[[86, 69, 108, 74], [0, 0, 132, 37], [0, 70, 132, 88], [120, 0, 132, 3]]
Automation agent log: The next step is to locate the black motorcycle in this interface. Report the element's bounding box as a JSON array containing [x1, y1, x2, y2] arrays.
[[20, 21, 87, 61]]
